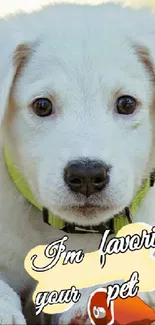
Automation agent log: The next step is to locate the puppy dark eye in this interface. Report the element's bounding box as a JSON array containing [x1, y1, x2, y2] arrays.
[[115, 96, 137, 115], [32, 98, 53, 117]]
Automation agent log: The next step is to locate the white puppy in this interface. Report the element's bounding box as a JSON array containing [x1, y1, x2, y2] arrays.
[[0, 2, 155, 324]]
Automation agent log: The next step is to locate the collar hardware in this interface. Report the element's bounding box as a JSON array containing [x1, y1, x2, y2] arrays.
[[43, 208, 51, 225], [124, 207, 133, 224], [60, 221, 114, 235], [150, 170, 155, 187]]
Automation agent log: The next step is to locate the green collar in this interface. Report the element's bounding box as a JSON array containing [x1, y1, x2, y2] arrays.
[[4, 149, 153, 234]]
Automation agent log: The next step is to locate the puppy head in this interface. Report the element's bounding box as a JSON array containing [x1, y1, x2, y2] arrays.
[[2, 4, 155, 226]]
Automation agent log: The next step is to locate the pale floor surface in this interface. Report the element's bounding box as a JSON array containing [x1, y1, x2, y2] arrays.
[[0, 0, 155, 18]]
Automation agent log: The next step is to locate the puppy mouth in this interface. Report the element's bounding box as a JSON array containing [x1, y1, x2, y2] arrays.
[[67, 204, 109, 216]]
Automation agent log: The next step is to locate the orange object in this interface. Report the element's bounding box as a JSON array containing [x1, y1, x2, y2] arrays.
[[88, 288, 113, 325], [87, 288, 155, 325], [114, 295, 155, 325]]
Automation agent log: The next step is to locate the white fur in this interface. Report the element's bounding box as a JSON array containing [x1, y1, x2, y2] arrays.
[[0, 2, 155, 324]]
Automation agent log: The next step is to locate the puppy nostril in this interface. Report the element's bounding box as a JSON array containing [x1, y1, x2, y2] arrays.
[[92, 175, 105, 185], [68, 177, 83, 186]]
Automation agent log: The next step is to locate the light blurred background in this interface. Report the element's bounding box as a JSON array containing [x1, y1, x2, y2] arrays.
[[0, 0, 155, 18]]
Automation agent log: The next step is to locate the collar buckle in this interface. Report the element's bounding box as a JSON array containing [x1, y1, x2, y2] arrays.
[[62, 222, 114, 235]]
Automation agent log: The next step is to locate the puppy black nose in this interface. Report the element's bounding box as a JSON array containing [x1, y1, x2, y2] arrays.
[[64, 159, 110, 197]]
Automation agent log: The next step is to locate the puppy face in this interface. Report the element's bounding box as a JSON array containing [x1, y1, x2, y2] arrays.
[[3, 4, 155, 226]]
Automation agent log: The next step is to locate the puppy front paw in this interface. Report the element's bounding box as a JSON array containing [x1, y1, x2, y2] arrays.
[[0, 302, 26, 325], [58, 296, 90, 325], [59, 310, 90, 325]]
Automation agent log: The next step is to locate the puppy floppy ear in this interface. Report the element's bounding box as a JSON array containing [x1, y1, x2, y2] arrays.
[[133, 34, 155, 84], [0, 43, 32, 126]]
